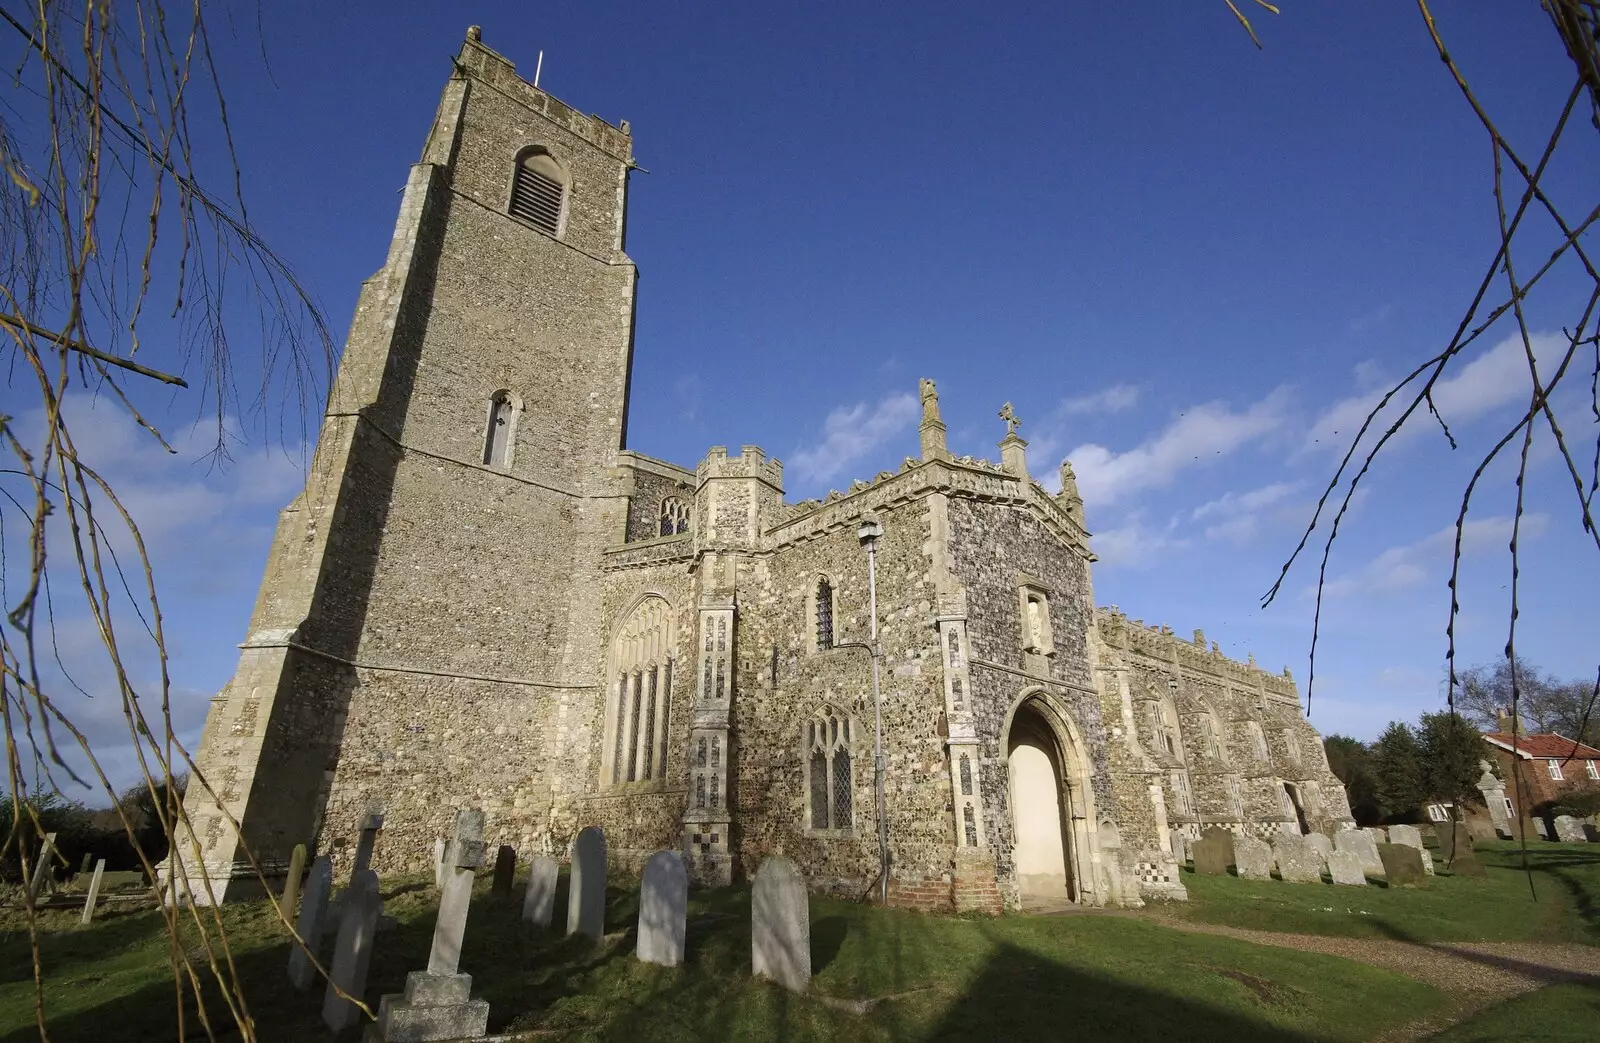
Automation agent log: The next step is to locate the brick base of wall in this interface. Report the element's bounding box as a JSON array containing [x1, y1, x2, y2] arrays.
[[881, 852, 1003, 915]]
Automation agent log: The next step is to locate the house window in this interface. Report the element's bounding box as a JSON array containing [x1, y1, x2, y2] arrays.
[[604, 597, 674, 786], [1503, 796, 1515, 816], [1547, 760, 1564, 781], [509, 146, 567, 236], [658, 496, 690, 536], [806, 706, 853, 832], [815, 578, 834, 650], [1427, 803, 1450, 822], [483, 390, 518, 467], [1587, 760, 1599, 780]]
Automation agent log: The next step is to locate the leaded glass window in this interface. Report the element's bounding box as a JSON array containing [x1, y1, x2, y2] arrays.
[[806, 706, 853, 831], [816, 579, 834, 650]]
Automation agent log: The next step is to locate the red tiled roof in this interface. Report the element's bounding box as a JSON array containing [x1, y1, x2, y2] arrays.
[[1483, 732, 1600, 759]]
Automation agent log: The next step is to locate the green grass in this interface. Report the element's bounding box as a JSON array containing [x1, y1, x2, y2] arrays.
[[1427, 981, 1600, 1041], [0, 872, 1451, 1042], [1163, 840, 1600, 946]]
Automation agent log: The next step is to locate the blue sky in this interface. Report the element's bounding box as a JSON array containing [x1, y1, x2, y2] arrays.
[[7, 2, 1598, 794]]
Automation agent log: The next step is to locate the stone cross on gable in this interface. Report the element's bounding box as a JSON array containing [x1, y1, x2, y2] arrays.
[[998, 402, 1021, 437]]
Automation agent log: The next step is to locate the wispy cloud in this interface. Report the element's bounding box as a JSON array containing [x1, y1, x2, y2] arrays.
[[1066, 387, 1291, 507], [1191, 481, 1304, 543], [1318, 513, 1546, 599], [788, 391, 919, 487], [1060, 383, 1141, 416], [1090, 510, 1191, 569]]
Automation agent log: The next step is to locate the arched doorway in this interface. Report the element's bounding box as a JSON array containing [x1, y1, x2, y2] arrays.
[[1007, 702, 1076, 901]]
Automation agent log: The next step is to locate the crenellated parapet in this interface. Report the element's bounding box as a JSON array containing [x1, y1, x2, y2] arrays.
[[1097, 607, 1298, 703]]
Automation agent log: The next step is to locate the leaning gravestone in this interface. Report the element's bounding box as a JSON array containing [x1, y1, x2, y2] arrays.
[[1273, 834, 1325, 883], [288, 855, 334, 990], [1168, 831, 1187, 865], [752, 855, 810, 993], [1191, 833, 1233, 876], [1419, 848, 1435, 876], [1449, 849, 1487, 876], [567, 826, 606, 940], [1364, 826, 1387, 845], [1335, 830, 1384, 876], [1304, 832, 1333, 862], [637, 850, 688, 967], [80, 859, 107, 925], [321, 869, 380, 1032], [27, 832, 58, 901], [1377, 843, 1427, 886], [1553, 815, 1586, 843], [279, 843, 308, 919], [1388, 824, 1423, 851], [1233, 836, 1274, 880], [371, 809, 490, 1042], [1534, 817, 1550, 839], [1439, 822, 1473, 862], [522, 855, 558, 928], [491, 845, 516, 898], [1327, 850, 1367, 886]]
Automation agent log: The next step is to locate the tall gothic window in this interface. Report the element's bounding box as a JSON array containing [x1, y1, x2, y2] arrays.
[[605, 597, 674, 786], [509, 146, 567, 236], [483, 390, 517, 467], [659, 496, 690, 536], [815, 579, 834, 650], [806, 706, 853, 831]]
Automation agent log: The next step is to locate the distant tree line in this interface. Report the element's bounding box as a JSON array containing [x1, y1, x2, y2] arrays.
[[1, 776, 186, 887]]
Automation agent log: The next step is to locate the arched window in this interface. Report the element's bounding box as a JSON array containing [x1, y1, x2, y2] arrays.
[[604, 596, 675, 786], [805, 706, 853, 831], [509, 147, 567, 236], [815, 578, 834, 650], [483, 390, 518, 467], [659, 496, 689, 536]]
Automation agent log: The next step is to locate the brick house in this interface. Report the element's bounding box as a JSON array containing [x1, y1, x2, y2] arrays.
[[1481, 731, 1600, 815]]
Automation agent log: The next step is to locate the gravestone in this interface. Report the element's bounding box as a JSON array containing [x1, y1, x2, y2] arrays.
[[522, 855, 558, 928], [1327, 850, 1367, 886], [752, 855, 810, 993], [372, 809, 490, 1042], [353, 813, 384, 875], [288, 855, 334, 990], [1304, 832, 1334, 862], [1388, 824, 1423, 850], [1419, 848, 1435, 875], [1191, 834, 1233, 876], [1200, 826, 1236, 861], [567, 826, 606, 940], [1273, 834, 1325, 883], [1364, 826, 1387, 845], [1466, 817, 1497, 842], [279, 843, 308, 919], [1448, 849, 1487, 876], [321, 869, 380, 1032], [27, 832, 57, 901], [1439, 822, 1474, 862], [491, 845, 516, 898], [1233, 836, 1274, 880], [80, 859, 106, 925], [1553, 815, 1586, 843], [1376, 843, 1428, 886], [1534, 817, 1550, 839], [78, 853, 93, 875], [637, 851, 688, 967], [433, 838, 447, 887], [1334, 830, 1384, 876], [1168, 831, 1187, 865], [1584, 823, 1600, 843]]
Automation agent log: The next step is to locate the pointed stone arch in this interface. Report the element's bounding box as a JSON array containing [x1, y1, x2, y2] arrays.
[[602, 593, 678, 786]]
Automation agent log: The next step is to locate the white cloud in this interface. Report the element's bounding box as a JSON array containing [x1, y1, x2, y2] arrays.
[[1060, 383, 1141, 415], [1319, 513, 1547, 599], [1306, 331, 1562, 452], [1191, 481, 1304, 543], [788, 391, 919, 487], [1066, 387, 1291, 507], [1090, 511, 1191, 568]]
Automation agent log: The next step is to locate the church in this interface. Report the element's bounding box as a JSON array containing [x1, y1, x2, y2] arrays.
[[175, 30, 1352, 911]]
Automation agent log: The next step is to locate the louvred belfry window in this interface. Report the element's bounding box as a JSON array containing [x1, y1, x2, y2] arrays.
[[510, 149, 567, 236]]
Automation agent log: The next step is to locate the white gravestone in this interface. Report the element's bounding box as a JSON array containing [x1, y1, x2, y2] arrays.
[[637, 851, 688, 967], [1327, 850, 1367, 886], [1553, 815, 1587, 843], [321, 869, 381, 1032], [567, 826, 607, 940], [1233, 836, 1274, 881], [522, 855, 559, 928], [80, 859, 106, 925], [373, 809, 490, 1042], [1364, 826, 1387, 845], [1304, 832, 1333, 862], [1335, 830, 1384, 876], [288, 855, 334, 989], [1388, 825, 1423, 850], [752, 855, 810, 993], [27, 832, 57, 902], [1273, 835, 1325, 884], [1419, 848, 1435, 875]]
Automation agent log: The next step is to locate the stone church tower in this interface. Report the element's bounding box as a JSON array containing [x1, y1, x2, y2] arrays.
[[174, 30, 1352, 908]]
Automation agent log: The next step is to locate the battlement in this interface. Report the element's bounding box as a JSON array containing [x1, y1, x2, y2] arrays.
[[1097, 606, 1299, 700], [456, 29, 634, 163], [697, 445, 784, 489]]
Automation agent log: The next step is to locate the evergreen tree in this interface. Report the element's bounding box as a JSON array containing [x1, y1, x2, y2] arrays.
[[1323, 735, 1383, 824], [1369, 722, 1426, 821], [1418, 711, 1486, 816]]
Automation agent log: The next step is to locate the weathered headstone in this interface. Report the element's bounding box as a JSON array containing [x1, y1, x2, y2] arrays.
[[80, 859, 106, 925], [433, 838, 447, 887], [567, 826, 606, 940], [1168, 831, 1187, 865], [1466, 817, 1497, 842], [321, 869, 380, 1032], [1584, 823, 1600, 843], [1388, 824, 1423, 850], [1191, 834, 1233, 876], [1419, 848, 1435, 875], [1363, 826, 1387, 845], [288, 855, 334, 990], [78, 853, 93, 875], [752, 855, 810, 993], [1553, 815, 1586, 843], [372, 810, 490, 1042], [1439, 822, 1474, 861], [637, 851, 688, 967], [1304, 832, 1333, 862], [1327, 850, 1367, 886], [1233, 836, 1274, 881], [1448, 849, 1487, 876], [1376, 843, 1427, 886], [27, 832, 57, 901], [1534, 817, 1550, 840], [1272, 834, 1324, 883], [1334, 830, 1384, 876], [279, 843, 308, 919], [522, 855, 558, 927], [491, 845, 516, 898]]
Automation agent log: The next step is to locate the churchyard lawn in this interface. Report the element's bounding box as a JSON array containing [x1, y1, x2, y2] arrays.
[[0, 873, 1452, 1042], [1164, 840, 1600, 946]]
